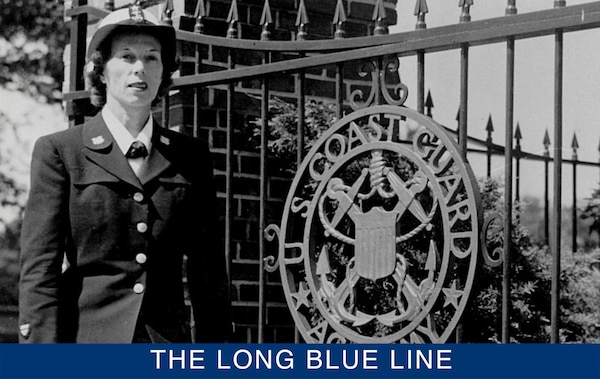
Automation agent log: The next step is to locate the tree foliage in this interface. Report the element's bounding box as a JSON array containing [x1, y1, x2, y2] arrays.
[[580, 186, 600, 237], [463, 178, 600, 343], [0, 0, 67, 102], [249, 97, 337, 174]]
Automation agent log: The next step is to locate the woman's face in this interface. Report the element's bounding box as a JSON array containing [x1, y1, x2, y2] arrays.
[[102, 33, 163, 110]]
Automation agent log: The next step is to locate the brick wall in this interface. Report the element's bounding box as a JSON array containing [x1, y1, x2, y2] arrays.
[[168, 0, 398, 343]]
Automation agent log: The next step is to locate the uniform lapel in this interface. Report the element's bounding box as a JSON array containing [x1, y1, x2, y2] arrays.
[[81, 114, 142, 190], [138, 123, 172, 186]]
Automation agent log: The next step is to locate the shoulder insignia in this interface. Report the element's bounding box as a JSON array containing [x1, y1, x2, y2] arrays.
[[91, 135, 105, 145], [160, 136, 170, 146], [19, 323, 31, 339]]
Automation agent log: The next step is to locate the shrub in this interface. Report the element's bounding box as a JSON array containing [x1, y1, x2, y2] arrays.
[[465, 178, 600, 343]]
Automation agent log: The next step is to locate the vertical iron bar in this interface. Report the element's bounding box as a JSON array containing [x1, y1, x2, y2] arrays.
[[258, 1, 273, 343], [456, 0, 471, 345], [162, 95, 170, 128], [544, 147, 550, 246], [415, 0, 426, 114], [544, 130, 551, 246], [515, 140, 520, 225], [258, 50, 270, 343], [514, 124, 522, 212], [193, 62, 202, 137], [417, 53, 425, 114], [375, 57, 383, 106], [336, 63, 344, 120], [515, 149, 520, 203], [294, 53, 306, 344], [551, 26, 564, 344], [294, 6, 308, 341], [486, 116, 493, 178], [456, 34, 470, 345], [224, 3, 238, 338], [334, 0, 346, 120], [68, 0, 88, 126], [571, 134, 578, 253], [503, 36, 515, 344], [225, 49, 235, 334], [459, 45, 468, 159], [572, 159, 577, 253], [297, 61, 306, 167], [193, 18, 204, 138], [486, 145, 492, 178]]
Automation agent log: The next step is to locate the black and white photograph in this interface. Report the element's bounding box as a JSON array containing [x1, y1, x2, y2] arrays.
[[1, 0, 599, 354]]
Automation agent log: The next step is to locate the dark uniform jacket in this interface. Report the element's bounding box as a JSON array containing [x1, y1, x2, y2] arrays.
[[19, 114, 231, 343]]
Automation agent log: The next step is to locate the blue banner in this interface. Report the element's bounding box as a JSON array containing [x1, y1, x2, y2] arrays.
[[0, 344, 598, 379]]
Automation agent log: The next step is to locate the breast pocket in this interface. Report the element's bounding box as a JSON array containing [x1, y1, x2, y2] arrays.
[[151, 173, 194, 224], [69, 166, 123, 229]]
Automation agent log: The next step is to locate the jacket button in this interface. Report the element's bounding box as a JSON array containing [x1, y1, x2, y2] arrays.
[[135, 253, 147, 264], [136, 222, 148, 233], [133, 192, 144, 202], [133, 283, 145, 294]]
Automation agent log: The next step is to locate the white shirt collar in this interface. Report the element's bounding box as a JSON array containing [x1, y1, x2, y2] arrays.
[[101, 107, 153, 156]]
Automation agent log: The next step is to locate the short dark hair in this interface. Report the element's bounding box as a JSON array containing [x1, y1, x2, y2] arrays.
[[86, 31, 179, 109]]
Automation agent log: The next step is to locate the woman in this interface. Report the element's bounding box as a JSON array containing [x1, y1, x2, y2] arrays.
[[18, 4, 231, 343]]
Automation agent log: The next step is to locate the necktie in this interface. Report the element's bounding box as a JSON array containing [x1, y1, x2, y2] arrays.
[[126, 141, 148, 159]]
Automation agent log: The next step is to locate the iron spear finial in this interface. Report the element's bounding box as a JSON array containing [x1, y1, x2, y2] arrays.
[[459, 0, 473, 23], [514, 122, 522, 153], [295, 0, 310, 41], [485, 114, 494, 134], [514, 123, 522, 141], [227, 0, 240, 38], [194, 0, 206, 33], [260, 0, 273, 40], [506, 0, 517, 15], [543, 129, 551, 157], [333, 0, 347, 39], [414, 0, 429, 29], [372, 0, 388, 35], [161, 0, 174, 26], [571, 133, 579, 160], [424, 90, 433, 117]]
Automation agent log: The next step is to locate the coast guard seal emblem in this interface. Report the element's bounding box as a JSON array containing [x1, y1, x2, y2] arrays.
[[268, 105, 481, 343]]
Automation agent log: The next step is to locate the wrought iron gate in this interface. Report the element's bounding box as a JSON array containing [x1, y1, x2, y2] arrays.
[[64, 0, 600, 343]]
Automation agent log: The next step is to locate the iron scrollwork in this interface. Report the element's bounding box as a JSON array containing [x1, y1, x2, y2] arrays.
[[350, 56, 409, 111], [481, 212, 505, 268], [263, 224, 281, 273]]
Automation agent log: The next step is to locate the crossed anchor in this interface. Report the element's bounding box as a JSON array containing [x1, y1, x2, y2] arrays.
[[317, 150, 437, 327]]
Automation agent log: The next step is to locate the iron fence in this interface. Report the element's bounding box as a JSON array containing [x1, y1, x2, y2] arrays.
[[63, 0, 600, 343]]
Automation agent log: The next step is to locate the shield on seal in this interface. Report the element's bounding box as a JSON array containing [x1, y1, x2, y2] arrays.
[[353, 207, 398, 280]]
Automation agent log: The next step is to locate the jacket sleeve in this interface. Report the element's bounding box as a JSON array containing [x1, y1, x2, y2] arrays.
[[19, 136, 70, 343], [186, 140, 232, 343]]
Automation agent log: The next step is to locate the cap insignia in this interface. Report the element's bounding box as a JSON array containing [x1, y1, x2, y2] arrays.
[[129, 4, 145, 23]]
